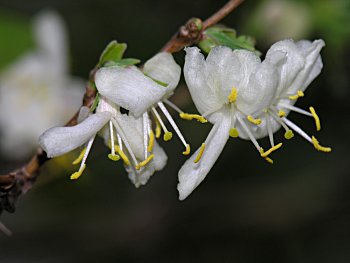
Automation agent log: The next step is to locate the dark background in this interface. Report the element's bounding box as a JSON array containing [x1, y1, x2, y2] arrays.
[[0, 0, 350, 262]]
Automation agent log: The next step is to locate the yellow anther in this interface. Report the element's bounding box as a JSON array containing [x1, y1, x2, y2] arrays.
[[228, 87, 238, 103], [311, 136, 332, 153], [264, 156, 274, 164], [247, 115, 262, 125], [135, 154, 155, 170], [155, 119, 161, 138], [309, 106, 321, 131], [148, 130, 155, 152], [260, 143, 283, 158], [72, 148, 86, 165], [70, 164, 86, 180], [108, 154, 120, 161], [229, 128, 239, 138], [163, 131, 173, 141], [278, 110, 286, 117], [289, 90, 304, 100], [259, 148, 274, 164], [194, 143, 205, 163], [179, 112, 208, 123], [182, 144, 191, 155], [284, 130, 294, 140], [115, 145, 130, 165]]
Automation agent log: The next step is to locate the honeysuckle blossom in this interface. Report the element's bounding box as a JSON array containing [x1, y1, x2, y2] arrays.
[[0, 10, 84, 159], [95, 52, 203, 156], [245, 39, 331, 153], [178, 41, 331, 200], [39, 96, 167, 187]]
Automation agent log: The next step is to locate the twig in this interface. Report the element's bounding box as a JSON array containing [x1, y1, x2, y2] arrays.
[[0, 0, 245, 215]]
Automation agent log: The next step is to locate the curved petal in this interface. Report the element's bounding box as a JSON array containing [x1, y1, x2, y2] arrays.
[[184, 47, 222, 116], [39, 112, 111, 157], [152, 140, 167, 171], [205, 46, 241, 101], [177, 111, 231, 200], [143, 52, 181, 92], [95, 66, 168, 117]]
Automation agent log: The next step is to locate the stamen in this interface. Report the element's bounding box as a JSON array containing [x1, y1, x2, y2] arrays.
[[260, 143, 283, 158], [111, 118, 139, 166], [72, 148, 86, 165], [228, 87, 238, 103], [155, 118, 161, 138], [282, 117, 312, 143], [278, 103, 313, 117], [284, 130, 294, 140], [70, 136, 95, 180], [264, 156, 274, 164], [278, 110, 286, 117], [152, 106, 171, 141], [115, 145, 130, 165], [148, 130, 155, 152], [311, 136, 332, 153], [247, 115, 262, 125], [183, 144, 191, 155], [229, 128, 239, 138], [194, 143, 205, 163], [117, 133, 123, 151], [288, 90, 304, 100], [265, 113, 275, 147], [309, 107, 321, 131], [157, 102, 190, 153], [236, 116, 261, 151], [163, 99, 183, 114], [269, 111, 294, 140], [108, 120, 119, 161], [179, 113, 207, 123], [70, 164, 86, 180], [143, 112, 150, 159], [135, 154, 155, 170]]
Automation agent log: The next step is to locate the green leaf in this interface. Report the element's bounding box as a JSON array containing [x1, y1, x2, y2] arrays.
[[89, 92, 100, 112], [198, 26, 260, 56], [103, 58, 140, 68], [98, 41, 127, 66]]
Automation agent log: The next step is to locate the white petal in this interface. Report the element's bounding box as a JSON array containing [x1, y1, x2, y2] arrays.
[[184, 47, 223, 116], [177, 111, 231, 200], [95, 66, 168, 117], [205, 46, 241, 101], [143, 52, 181, 91], [236, 58, 282, 115], [39, 112, 111, 157], [33, 10, 68, 75]]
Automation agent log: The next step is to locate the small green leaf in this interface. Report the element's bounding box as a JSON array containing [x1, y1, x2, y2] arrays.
[[103, 58, 140, 68], [98, 41, 127, 66], [199, 26, 260, 56]]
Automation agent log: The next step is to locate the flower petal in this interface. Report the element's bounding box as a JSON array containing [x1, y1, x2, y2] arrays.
[[39, 112, 111, 157], [177, 111, 231, 200], [33, 10, 68, 75], [143, 52, 181, 91], [126, 140, 167, 188], [184, 47, 223, 116], [95, 66, 168, 117]]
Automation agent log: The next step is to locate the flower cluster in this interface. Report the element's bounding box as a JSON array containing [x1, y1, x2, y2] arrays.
[[39, 38, 331, 198]]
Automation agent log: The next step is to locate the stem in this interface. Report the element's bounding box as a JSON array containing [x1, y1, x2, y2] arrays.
[[0, 0, 245, 215]]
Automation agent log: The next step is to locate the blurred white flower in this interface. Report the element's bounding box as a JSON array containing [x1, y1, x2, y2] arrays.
[[178, 41, 331, 200], [96, 52, 200, 156], [0, 10, 84, 159], [39, 96, 167, 187]]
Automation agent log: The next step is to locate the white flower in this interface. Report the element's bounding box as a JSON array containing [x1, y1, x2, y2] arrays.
[[39, 96, 167, 187], [178, 41, 331, 200], [95, 52, 204, 156], [246, 39, 331, 153], [0, 10, 84, 159]]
